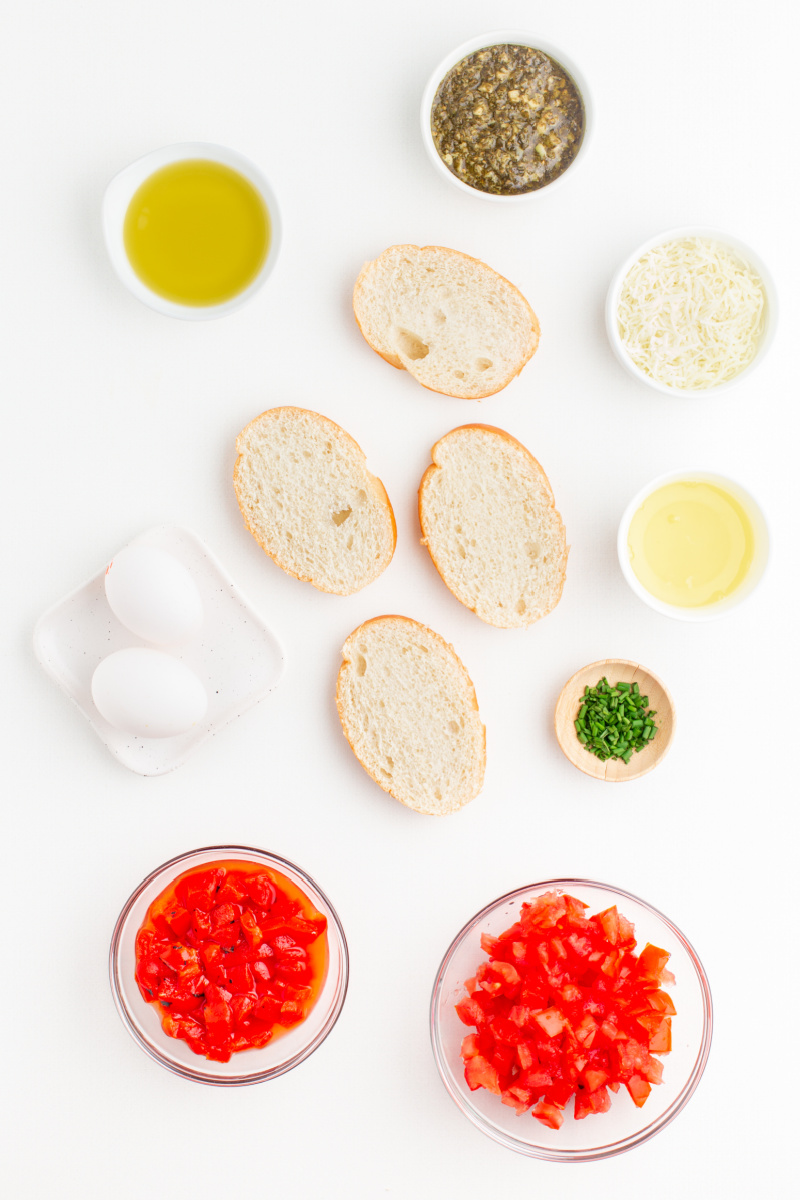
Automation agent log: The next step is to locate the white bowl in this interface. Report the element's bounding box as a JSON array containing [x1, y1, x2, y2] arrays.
[[617, 469, 770, 621], [606, 226, 778, 397], [102, 142, 282, 320], [421, 31, 592, 202]]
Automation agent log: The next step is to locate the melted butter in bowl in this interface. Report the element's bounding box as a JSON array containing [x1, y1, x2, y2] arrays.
[[618, 470, 770, 621], [627, 480, 755, 608]]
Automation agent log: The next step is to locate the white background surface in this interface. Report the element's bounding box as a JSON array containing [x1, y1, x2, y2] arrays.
[[2, 1, 798, 1196]]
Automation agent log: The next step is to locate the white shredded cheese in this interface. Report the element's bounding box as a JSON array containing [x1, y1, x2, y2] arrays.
[[616, 237, 766, 390]]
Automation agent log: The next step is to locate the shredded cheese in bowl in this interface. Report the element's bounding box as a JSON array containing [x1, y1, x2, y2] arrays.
[[616, 237, 767, 391]]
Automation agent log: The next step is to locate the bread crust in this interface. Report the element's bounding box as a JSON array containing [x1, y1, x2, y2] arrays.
[[353, 245, 540, 400], [233, 406, 397, 595], [418, 424, 568, 628], [336, 614, 486, 815]]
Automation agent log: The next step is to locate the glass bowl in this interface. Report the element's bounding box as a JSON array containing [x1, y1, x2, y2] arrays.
[[110, 845, 348, 1085], [605, 226, 778, 397], [430, 878, 712, 1161], [421, 31, 592, 203]]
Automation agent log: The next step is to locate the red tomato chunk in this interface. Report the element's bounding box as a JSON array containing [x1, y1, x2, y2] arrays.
[[457, 891, 675, 1126], [135, 860, 328, 1062]]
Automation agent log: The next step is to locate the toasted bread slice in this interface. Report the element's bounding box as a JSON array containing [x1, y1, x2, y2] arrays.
[[353, 245, 539, 399], [233, 407, 396, 595], [419, 424, 567, 628], [336, 615, 486, 815]]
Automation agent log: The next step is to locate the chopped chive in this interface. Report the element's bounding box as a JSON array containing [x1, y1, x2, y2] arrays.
[[573, 677, 658, 765]]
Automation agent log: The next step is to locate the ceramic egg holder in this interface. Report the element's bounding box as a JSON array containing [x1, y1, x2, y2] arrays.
[[34, 525, 284, 775]]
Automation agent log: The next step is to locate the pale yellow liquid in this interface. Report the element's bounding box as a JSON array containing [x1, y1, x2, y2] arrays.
[[627, 480, 755, 607], [123, 159, 270, 306]]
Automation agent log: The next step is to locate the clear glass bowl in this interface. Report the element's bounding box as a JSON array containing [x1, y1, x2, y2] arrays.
[[110, 845, 348, 1085], [430, 879, 712, 1161]]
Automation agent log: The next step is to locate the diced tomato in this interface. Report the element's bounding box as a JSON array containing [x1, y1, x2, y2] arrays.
[[647, 989, 677, 1015], [476, 960, 521, 997], [456, 997, 490, 1027], [626, 1075, 652, 1107], [534, 1007, 566, 1038], [490, 1043, 515, 1076], [502, 1087, 534, 1114], [519, 1069, 553, 1091], [480, 933, 502, 957], [456, 891, 676, 1132], [574, 1085, 611, 1120], [461, 1034, 481, 1060], [521, 891, 567, 930], [635, 943, 671, 983], [574, 1015, 599, 1047], [531, 1101, 564, 1130], [515, 1042, 535, 1070], [583, 1068, 609, 1092], [648, 1017, 672, 1053], [464, 1055, 501, 1094]]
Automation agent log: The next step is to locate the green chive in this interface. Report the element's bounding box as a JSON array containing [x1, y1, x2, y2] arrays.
[[573, 677, 658, 765]]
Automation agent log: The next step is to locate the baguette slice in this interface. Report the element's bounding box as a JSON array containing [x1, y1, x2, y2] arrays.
[[233, 407, 396, 595], [353, 245, 539, 399], [419, 424, 568, 628], [336, 616, 485, 816]]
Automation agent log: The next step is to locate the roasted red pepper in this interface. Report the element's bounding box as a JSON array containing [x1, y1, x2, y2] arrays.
[[135, 860, 328, 1062]]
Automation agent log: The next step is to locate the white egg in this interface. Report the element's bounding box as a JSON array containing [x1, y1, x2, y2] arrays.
[[91, 648, 208, 738], [105, 544, 204, 646]]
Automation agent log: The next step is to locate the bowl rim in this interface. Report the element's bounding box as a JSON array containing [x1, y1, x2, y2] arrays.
[[109, 843, 348, 1085], [553, 658, 676, 781], [617, 467, 771, 621], [102, 141, 282, 321], [430, 877, 713, 1162], [420, 30, 593, 203], [605, 225, 779, 396]]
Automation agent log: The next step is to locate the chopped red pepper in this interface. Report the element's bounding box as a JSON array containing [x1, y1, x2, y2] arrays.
[[135, 860, 328, 1061]]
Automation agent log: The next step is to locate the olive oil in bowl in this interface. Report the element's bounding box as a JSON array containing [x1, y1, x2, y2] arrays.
[[123, 159, 270, 307]]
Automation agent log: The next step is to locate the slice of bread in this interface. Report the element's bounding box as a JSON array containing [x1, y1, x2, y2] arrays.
[[233, 407, 396, 595], [336, 616, 486, 816], [353, 245, 540, 399], [419, 424, 568, 628]]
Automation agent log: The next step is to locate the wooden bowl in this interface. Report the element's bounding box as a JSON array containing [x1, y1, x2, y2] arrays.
[[554, 659, 675, 782]]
